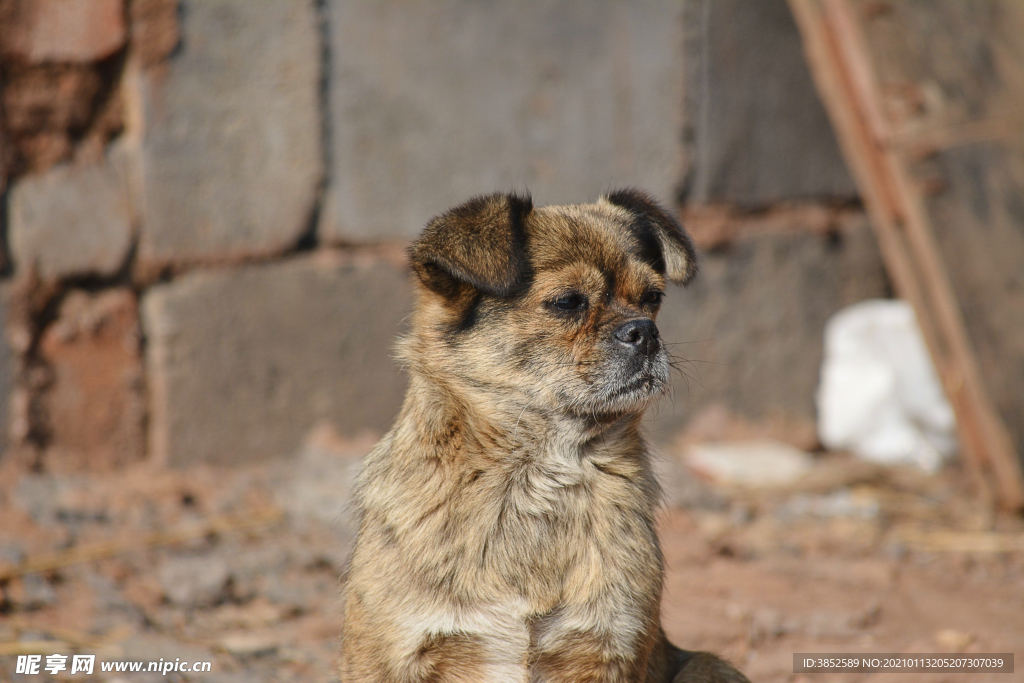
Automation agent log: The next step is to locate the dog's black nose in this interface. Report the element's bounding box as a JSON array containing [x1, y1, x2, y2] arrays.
[[614, 318, 660, 356]]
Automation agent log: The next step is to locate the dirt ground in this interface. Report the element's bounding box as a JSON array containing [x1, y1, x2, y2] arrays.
[[1, 427, 1022, 683]]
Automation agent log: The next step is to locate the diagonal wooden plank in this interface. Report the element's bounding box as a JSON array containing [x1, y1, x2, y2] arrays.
[[789, 0, 1024, 510], [823, 0, 1024, 510]]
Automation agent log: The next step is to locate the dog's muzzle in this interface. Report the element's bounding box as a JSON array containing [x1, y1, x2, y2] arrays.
[[613, 318, 660, 358]]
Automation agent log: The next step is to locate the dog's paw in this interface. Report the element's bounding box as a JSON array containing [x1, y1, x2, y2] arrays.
[[671, 651, 751, 683]]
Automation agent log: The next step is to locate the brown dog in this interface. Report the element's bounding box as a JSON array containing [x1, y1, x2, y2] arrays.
[[340, 190, 750, 683]]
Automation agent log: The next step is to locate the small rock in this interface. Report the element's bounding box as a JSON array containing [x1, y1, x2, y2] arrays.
[[218, 633, 278, 657], [8, 574, 58, 609], [749, 607, 797, 645], [883, 541, 909, 562], [227, 544, 290, 581], [0, 542, 26, 566], [853, 601, 883, 629], [275, 646, 312, 664], [778, 489, 880, 521], [84, 571, 146, 628], [696, 512, 734, 541], [209, 601, 285, 629], [263, 576, 316, 612], [803, 611, 861, 639], [14, 474, 61, 524], [158, 556, 231, 608], [685, 440, 813, 488], [725, 603, 751, 623], [935, 628, 974, 651]]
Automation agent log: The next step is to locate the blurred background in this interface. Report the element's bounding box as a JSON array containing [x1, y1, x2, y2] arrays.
[[0, 1, 1022, 681]]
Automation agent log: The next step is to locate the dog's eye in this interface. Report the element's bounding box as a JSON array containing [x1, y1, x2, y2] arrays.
[[642, 290, 664, 306], [551, 293, 588, 312]]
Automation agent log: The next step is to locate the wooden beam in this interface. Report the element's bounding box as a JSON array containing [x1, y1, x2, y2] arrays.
[[788, 0, 1024, 511]]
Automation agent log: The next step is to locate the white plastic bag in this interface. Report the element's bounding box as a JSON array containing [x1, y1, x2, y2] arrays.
[[816, 300, 957, 472]]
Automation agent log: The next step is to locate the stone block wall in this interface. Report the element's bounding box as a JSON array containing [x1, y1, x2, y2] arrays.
[[0, 0, 897, 470], [142, 253, 411, 466], [321, 0, 686, 239], [681, 0, 858, 206], [137, 0, 323, 266]]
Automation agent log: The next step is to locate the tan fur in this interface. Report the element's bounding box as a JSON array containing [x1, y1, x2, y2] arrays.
[[340, 191, 749, 683]]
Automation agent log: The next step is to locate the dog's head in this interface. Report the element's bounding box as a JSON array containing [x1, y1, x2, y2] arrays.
[[404, 189, 697, 423]]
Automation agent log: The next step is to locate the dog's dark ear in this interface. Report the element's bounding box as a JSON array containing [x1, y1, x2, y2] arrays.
[[603, 189, 698, 284], [410, 192, 532, 298]]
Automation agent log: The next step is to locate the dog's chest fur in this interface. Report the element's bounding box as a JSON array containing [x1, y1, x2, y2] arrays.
[[353, 388, 662, 614], [345, 394, 663, 680]]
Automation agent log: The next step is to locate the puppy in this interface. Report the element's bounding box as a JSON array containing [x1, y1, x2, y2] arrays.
[[340, 190, 750, 683]]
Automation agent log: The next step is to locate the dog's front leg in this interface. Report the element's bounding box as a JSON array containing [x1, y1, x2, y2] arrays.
[[343, 626, 530, 683], [527, 607, 657, 683], [341, 593, 531, 683], [408, 630, 531, 683]]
